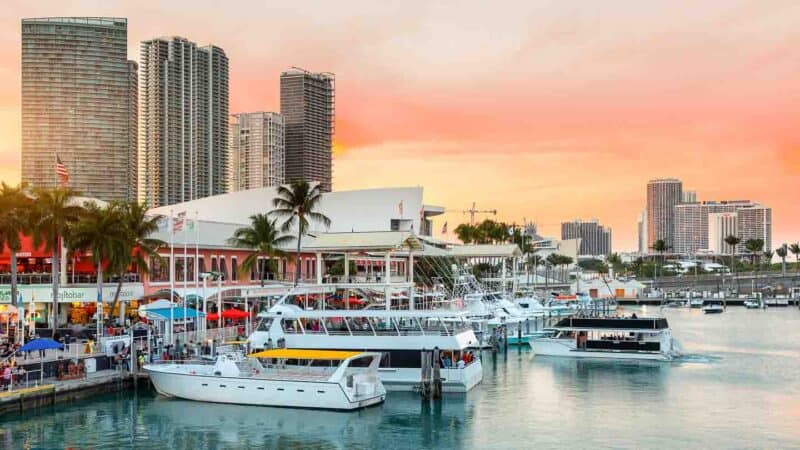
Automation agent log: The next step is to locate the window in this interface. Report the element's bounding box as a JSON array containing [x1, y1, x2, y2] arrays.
[[211, 256, 218, 273], [149, 255, 169, 282], [256, 318, 273, 332], [231, 258, 238, 281], [199, 257, 206, 275], [220, 257, 228, 281]]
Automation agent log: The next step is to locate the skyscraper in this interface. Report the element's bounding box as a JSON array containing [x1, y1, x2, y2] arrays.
[[280, 68, 335, 192], [646, 178, 682, 252], [229, 112, 285, 191], [736, 205, 772, 253], [138, 37, 229, 208], [673, 200, 752, 254], [561, 219, 612, 256], [21, 17, 138, 201], [708, 212, 737, 255], [637, 210, 648, 254]]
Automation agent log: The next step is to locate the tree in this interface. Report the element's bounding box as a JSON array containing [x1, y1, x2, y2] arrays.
[[68, 202, 126, 338], [744, 238, 764, 268], [775, 244, 788, 276], [607, 253, 624, 276], [270, 181, 331, 286], [454, 223, 476, 244], [228, 214, 292, 286], [0, 182, 32, 341], [106, 201, 165, 327], [30, 187, 83, 329], [724, 235, 741, 292], [650, 239, 668, 294], [789, 243, 800, 275]]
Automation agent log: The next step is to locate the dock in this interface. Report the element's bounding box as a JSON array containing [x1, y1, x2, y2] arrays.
[[0, 369, 146, 417]]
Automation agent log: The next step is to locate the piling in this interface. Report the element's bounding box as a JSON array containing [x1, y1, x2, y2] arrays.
[[420, 350, 431, 400], [503, 326, 508, 352], [432, 348, 442, 399]]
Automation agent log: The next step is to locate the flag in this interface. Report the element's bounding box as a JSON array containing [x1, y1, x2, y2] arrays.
[[55, 155, 69, 187], [173, 211, 186, 232], [398, 201, 404, 216], [442, 222, 448, 234]]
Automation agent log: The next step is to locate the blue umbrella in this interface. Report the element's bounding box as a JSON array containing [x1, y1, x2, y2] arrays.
[[19, 338, 64, 383], [20, 338, 64, 352]]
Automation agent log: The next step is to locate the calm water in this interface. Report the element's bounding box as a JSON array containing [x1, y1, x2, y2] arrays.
[[2, 307, 799, 449]]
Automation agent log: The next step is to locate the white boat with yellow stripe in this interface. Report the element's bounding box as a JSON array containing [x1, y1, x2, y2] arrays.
[[144, 349, 386, 411]]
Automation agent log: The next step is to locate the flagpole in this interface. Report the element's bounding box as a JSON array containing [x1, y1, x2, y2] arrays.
[[183, 212, 188, 343], [195, 211, 201, 341], [169, 209, 175, 347]]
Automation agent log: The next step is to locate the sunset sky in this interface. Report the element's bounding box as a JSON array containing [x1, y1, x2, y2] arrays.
[[1, 1, 798, 250]]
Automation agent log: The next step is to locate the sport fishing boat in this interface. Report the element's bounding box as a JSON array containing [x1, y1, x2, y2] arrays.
[[529, 315, 679, 361], [248, 298, 483, 393], [145, 349, 386, 411], [702, 300, 725, 314], [743, 297, 765, 309]]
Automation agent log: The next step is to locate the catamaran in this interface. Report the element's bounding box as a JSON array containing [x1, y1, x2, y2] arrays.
[[529, 315, 680, 361], [248, 291, 483, 393], [145, 349, 386, 410]]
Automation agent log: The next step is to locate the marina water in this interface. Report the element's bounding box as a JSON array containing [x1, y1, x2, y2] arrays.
[[2, 307, 799, 449]]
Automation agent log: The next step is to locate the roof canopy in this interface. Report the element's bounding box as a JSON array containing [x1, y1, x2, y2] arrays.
[[145, 307, 205, 321], [302, 231, 423, 252], [248, 349, 364, 360], [448, 244, 522, 258]]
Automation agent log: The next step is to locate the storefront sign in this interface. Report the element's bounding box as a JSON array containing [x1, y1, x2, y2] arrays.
[[0, 284, 145, 303]]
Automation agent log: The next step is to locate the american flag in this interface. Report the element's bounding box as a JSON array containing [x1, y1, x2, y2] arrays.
[[173, 211, 186, 233], [55, 155, 69, 187]]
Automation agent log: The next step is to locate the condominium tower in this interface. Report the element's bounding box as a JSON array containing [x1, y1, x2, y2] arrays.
[[646, 178, 683, 252], [229, 112, 285, 191], [736, 205, 772, 253], [561, 219, 612, 256], [138, 37, 229, 207], [280, 68, 335, 192], [21, 17, 138, 201], [673, 200, 752, 254]]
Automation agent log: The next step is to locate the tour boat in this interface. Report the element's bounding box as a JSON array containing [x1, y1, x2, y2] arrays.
[[702, 300, 725, 314], [145, 349, 386, 411], [529, 316, 679, 361], [248, 299, 483, 393]]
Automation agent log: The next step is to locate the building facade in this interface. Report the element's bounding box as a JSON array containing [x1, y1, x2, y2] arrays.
[[637, 210, 647, 254], [280, 68, 335, 192], [21, 17, 138, 201], [561, 219, 612, 256], [646, 178, 682, 252], [736, 205, 772, 253], [673, 201, 754, 255], [708, 212, 737, 255], [138, 37, 229, 208], [229, 112, 285, 191]]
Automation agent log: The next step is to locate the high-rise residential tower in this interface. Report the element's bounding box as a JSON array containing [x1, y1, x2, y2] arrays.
[[561, 219, 612, 256], [138, 37, 229, 207], [736, 205, 772, 253], [280, 68, 335, 192], [708, 212, 738, 255], [637, 210, 648, 254], [229, 112, 285, 191], [21, 17, 138, 201], [646, 178, 683, 252], [673, 200, 752, 254]]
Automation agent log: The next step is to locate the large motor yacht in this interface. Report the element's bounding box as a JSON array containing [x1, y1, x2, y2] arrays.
[[145, 349, 386, 410], [529, 315, 680, 361], [248, 295, 483, 393]]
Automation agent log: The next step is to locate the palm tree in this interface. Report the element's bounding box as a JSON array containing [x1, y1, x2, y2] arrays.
[[30, 187, 83, 329], [744, 238, 764, 268], [724, 235, 741, 292], [789, 243, 800, 275], [607, 253, 624, 276], [270, 181, 331, 286], [106, 201, 165, 327], [228, 214, 293, 287], [650, 239, 668, 294], [68, 202, 126, 338], [527, 254, 543, 287], [775, 244, 788, 277], [454, 223, 476, 244], [0, 182, 32, 342]]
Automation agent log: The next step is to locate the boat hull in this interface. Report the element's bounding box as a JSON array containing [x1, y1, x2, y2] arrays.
[[377, 361, 483, 393], [529, 339, 672, 361], [145, 366, 385, 411]]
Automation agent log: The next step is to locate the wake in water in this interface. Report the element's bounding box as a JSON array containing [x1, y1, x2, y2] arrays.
[[671, 353, 723, 364]]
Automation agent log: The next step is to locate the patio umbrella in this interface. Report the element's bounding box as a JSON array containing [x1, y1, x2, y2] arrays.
[[206, 312, 219, 321], [221, 309, 249, 320], [19, 338, 64, 382]]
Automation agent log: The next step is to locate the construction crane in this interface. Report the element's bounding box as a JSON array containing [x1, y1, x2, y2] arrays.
[[447, 202, 497, 225]]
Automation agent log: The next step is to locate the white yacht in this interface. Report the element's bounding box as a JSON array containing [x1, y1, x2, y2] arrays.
[[248, 302, 483, 393], [529, 316, 679, 361], [145, 349, 386, 411], [702, 300, 725, 314]]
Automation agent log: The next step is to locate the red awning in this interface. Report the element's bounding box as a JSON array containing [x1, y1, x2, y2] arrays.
[[206, 312, 219, 321], [221, 309, 249, 320]]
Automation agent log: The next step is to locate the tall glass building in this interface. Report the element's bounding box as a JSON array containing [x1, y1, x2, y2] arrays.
[[21, 17, 138, 201], [280, 68, 334, 192], [138, 37, 229, 207], [229, 112, 285, 191]]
